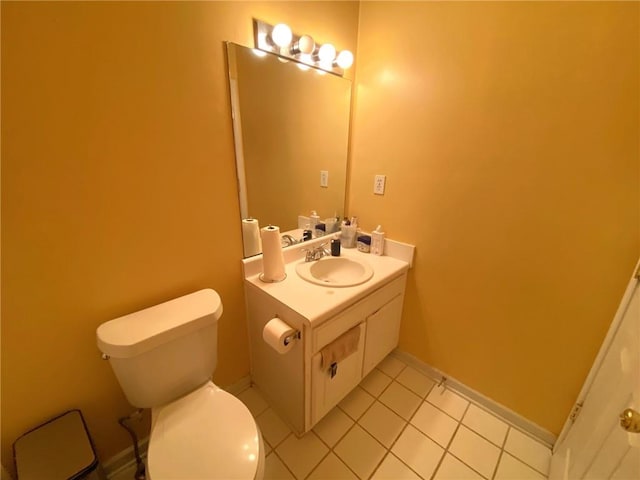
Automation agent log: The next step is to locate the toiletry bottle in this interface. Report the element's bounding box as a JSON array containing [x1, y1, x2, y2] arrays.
[[303, 224, 312, 241], [309, 210, 320, 231], [371, 225, 385, 255], [331, 235, 341, 256]]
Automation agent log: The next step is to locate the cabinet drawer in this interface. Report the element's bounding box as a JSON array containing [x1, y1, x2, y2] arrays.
[[311, 323, 365, 425], [312, 274, 406, 353]]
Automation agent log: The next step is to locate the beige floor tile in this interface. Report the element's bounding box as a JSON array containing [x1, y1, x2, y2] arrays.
[[503, 428, 551, 475], [396, 366, 436, 397], [335, 425, 387, 479], [276, 432, 328, 479], [372, 453, 421, 480], [378, 381, 422, 420], [307, 453, 358, 480], [264, 453, 295, 480], [313, 407, 354, 447], [359, 401, 407, 448], [462, 404, 508, 447], [339, 386, 375, 420], [256, 408, 292, 448], [449, 426, 501, 479], [377, 355, 406, 378], [495, 453, 546, 479], [360, 368, 393, 397], [391, 424, 445, 479], [236, 387, 269, 417], [427, 385, 469, 420], [410, 401, 458, 448], [433, 453, 483, 479]]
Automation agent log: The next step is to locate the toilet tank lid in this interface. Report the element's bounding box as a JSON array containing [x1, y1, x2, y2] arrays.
[[96, 289, 223, 359]]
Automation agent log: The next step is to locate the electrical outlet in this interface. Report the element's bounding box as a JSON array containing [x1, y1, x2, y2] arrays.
[[374, 175, 386, 195], [320, 170, 329, 188]]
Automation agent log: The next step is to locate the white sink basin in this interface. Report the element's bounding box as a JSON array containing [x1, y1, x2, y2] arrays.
[[296, 256, 374, 287]]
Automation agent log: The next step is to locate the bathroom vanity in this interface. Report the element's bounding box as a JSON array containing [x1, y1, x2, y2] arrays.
[[242, 237, 414, 435]]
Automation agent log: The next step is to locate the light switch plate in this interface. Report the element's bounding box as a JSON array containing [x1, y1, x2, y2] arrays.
[[320, 170, 329, 188], [374, 175, 386, 195]]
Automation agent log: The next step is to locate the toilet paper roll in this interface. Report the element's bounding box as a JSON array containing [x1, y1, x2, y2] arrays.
[[263, 317, 295, 354], [242, 218, 262, 257], [260, 225, 286, 282]]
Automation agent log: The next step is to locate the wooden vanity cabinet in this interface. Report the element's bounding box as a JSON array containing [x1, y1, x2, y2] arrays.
[[245, 272, 407, 435]]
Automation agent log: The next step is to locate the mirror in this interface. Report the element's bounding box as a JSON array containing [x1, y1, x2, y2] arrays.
[[226, 42, 352, 257]]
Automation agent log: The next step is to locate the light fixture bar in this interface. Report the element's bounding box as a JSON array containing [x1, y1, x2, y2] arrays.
[[253, 19, 353, 76]]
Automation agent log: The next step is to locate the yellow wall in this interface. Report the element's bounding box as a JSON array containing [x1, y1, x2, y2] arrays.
[[349, 1, 639, 434], [1, 0, 359, 468], [3, 0, 639, 470]]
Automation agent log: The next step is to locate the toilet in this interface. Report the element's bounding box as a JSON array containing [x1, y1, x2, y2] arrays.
[[96, 289, 265, 479]]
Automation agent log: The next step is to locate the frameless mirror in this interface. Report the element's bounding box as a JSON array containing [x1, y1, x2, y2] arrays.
[[226, 42, 352, 258]]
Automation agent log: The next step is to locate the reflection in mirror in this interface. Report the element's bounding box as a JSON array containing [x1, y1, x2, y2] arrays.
[[226, 42, 352, 258]]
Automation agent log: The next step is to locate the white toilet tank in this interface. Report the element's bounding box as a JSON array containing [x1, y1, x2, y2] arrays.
[[96, 289, 223, 408]]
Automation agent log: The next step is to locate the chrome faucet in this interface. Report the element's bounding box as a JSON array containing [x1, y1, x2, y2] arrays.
[[302, 243, 330, 262], [281, 234, 299, 247]]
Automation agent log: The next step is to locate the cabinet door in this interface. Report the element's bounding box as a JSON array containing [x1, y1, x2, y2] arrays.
[[311, 323, 366, 425], [362, 294, 403, 376]]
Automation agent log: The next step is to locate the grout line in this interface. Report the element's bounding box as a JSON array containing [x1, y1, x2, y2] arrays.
[[248, 358, 553, 480], [378, 376, 441, 480], [302, 443, 332, 480], [429, 401, 471, 480], [270, 450, 298, 480], [447, 450, 492, 480], [490, 425, 511, 480], [502, 426, 552, 476], [491, 449, 504, 480]]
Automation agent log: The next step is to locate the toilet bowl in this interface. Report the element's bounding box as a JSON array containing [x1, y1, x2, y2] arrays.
[[148, 382, 264, 479], [97, 289, 264, 479]]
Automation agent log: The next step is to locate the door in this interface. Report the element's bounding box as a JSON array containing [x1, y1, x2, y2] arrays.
[[362, 294, 404, 377], [549, 260, 640, 479]]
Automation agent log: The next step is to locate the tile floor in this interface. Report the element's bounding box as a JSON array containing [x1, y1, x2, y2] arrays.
[[109, 354, 552, 480], [238, 354, 552, 480]]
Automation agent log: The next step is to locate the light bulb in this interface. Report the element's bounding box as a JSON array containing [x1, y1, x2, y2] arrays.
[[299, 53, 313, 65], [294, 35, 315, 55], [318, 60, 333, 72], [271, 23, 292, 48], [336, 50, 354, 69], [318, 44, 337, 63], [251, 48, 267, 58]]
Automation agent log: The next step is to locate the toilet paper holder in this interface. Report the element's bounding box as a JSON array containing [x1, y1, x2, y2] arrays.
[[284, 330, 301, 346]]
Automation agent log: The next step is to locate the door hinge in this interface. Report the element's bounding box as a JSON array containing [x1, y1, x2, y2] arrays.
[[570, 401, 584, 424]]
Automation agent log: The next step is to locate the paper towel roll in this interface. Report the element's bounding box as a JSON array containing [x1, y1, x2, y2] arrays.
[[242, 218, 262, 257], [263, 317, 295, 354], [260, 225, 286, 282]]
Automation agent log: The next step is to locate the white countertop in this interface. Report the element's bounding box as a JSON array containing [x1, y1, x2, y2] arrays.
[[242, 237, 414, 325]]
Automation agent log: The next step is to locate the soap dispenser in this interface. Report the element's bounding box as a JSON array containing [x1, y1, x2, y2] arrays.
[[371, 225, 385, 256], [309, 210, 320, 230]]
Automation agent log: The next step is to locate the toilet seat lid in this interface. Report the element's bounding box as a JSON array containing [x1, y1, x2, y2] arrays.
[[148, 382, 260, 479]]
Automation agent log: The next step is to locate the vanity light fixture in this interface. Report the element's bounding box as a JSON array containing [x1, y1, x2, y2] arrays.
[[253, 19, 354, 76]]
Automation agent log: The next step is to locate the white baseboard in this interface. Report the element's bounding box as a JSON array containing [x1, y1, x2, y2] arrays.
[[102, 436, 148, 479], [392, 349, 557, 448], [223, 375, 252, 396]]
